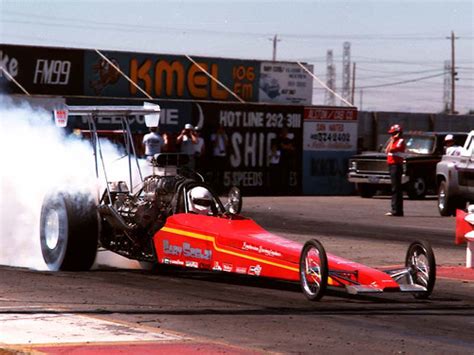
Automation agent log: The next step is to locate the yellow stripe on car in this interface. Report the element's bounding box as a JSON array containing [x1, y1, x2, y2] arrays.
[[161, 226, 300, 273]]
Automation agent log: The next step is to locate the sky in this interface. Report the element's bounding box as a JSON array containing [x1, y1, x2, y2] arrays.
[[0, 0, 473, 113]]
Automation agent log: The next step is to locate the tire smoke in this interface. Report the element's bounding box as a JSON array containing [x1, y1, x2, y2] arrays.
[[0, 97, 98, 269], [0, 96, 146, 270]]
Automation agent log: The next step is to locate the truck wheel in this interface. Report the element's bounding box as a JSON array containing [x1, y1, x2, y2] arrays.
[[40, 192, 98, 271], [438, 180, 456, 216], [357, 183, 376, 198], [407, 177, 427, 200], [299, 239, 328, 301]]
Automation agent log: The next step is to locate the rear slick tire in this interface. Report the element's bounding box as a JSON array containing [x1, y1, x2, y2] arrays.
[[299, 239, 328, 301], [40, 192, 98, 271]]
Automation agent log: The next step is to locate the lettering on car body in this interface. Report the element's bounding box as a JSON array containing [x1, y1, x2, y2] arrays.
[[242, 242, 282, 257]]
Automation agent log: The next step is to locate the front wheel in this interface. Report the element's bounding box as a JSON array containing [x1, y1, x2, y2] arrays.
[[405, 240, 436, 299], [438, 180, 455, 216], [40, 192, 98, 271], [299, 239, 328, 301], [407, 177, 427, 200]]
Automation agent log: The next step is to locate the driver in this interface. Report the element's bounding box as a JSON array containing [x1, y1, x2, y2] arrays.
[[189, 186, 214, 215]]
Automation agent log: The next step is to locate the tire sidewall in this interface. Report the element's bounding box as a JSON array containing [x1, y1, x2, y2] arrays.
[[299, 239, 328, 301], [405, 240, 436, 298], [40, 194, 69, 271]]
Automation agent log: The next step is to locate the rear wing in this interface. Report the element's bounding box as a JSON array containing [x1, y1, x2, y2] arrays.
[[53, 103, 161, 128], [52, 103, 161, 198]]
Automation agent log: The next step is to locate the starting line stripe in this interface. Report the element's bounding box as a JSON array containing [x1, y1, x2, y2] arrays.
[[0, 313, 182, 345]]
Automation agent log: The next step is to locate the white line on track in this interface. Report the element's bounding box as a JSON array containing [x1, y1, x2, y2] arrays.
[[0, 313, 182, 345]]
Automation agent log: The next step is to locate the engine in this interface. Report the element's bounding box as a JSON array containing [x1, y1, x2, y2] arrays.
[[99, 175, 182, 261]]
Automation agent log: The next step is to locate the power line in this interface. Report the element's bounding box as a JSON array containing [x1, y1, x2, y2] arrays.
[[359, 72, 445, 89]]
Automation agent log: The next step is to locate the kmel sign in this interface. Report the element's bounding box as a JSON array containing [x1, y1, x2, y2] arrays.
[[193, 102, 303, 195], [0, 44, 84, 95], [84, 51, 260, 102]]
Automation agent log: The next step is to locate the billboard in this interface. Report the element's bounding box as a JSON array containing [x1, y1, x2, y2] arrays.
[[1, 44, 314, 105], [192, 102, 303, 195], [302, 106, 358, 195], [259, 62, 313, 105], [83, 51, 260, 102], [0, 44, 84, 95]]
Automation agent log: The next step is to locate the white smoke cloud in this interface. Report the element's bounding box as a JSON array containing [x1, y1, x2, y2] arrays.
[[0, 96, 149, 270], [0, 96, 98, 269]]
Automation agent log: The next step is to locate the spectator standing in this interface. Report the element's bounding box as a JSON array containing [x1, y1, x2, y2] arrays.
[[267, 142, 281, 194], [277, 127, 295, 194], [385, 124, 406, 217], [177, 123, 198, 167], [444, 134, 462, 156], [142, 127, 164, 159], [210, 124, 229, 192], [194, 126, 206, 172]]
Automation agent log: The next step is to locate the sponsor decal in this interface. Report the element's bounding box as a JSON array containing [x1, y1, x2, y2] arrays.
[[185, 261, 199, 268], [222, 263, 233, 272], [162, 258, 184, 266], [235, 267, 247, 274], [0, 50, 19, 80], [212, 261, 222, 271], [242, 242, 282, 257], [34, 59, 72, 85], [163, 240, 212, 260], [248, 265, 262, 276]]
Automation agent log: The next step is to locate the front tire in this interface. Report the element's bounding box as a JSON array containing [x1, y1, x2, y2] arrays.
[[438, 180, 455, 216], [299, 239, 328, 301], [40, 192, 98, 271], [405, 240, 436, 299], [407, 177, 427, 200]]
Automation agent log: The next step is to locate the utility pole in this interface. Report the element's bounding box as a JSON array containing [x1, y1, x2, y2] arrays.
[[447, 31, 459, 114], [342, 41, 351, 104], [443, 60, 452, 113], [351, 62, 356, 105], [359, 89, 363, 111], [271, 34, 281, 61], [325, 49, 336, 106]]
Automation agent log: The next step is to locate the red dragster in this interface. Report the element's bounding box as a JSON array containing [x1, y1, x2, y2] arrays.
[[40, 106, 436, 301]]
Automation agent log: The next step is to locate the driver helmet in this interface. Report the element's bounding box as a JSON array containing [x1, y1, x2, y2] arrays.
[[189, 186, 213, 214], [388, 124, 402, 134]]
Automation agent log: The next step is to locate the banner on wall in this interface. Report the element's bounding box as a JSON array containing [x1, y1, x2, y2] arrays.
[[302, 106, 358, 195], [65, 97, 192, 134], [303, 107, 358, 151], [0, 44, 84, 95], [1, 44, 314, 105], [259, 62, 313, 105], [83, 51, 261, 102], [192, 102, 303, 195]]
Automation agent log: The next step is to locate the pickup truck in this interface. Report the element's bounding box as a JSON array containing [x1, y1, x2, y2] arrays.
[[348, 132, 467, 199], [436, 130, 474, 216]]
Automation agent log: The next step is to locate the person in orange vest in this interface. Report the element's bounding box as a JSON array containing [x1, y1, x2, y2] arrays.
[[385, 124, 406, 216]]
